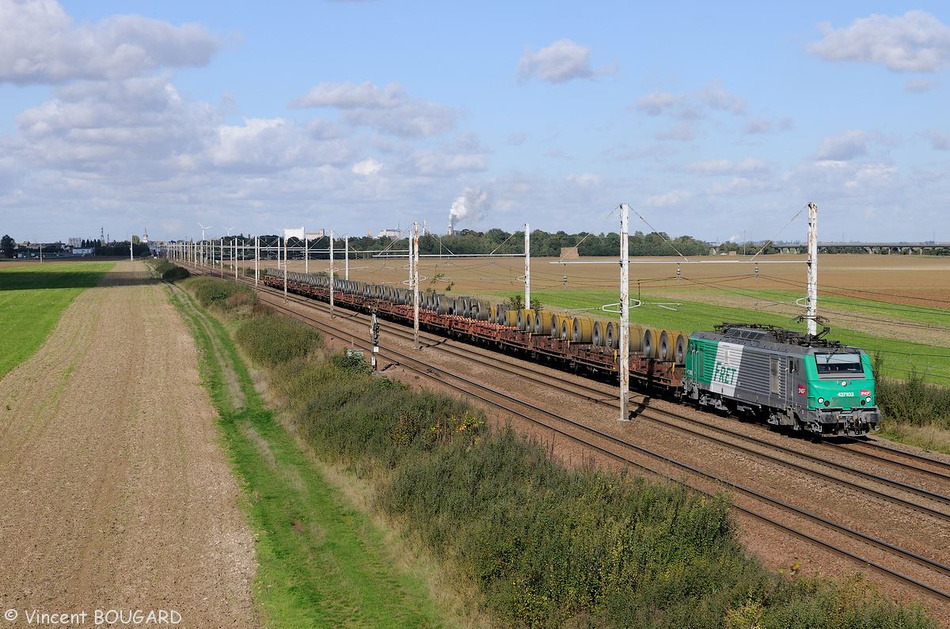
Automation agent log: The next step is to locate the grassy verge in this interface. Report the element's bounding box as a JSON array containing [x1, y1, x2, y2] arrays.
[[167, 279, 450, 628], [167, 267, 936, 629], [0, 261, 113, 378]]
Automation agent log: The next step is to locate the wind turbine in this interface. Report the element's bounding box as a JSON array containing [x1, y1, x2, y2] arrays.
[[225, 226, 236, 236], [197, 221, 212, 242]]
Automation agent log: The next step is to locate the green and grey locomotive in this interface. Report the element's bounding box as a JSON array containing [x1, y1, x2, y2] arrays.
[[683, 323, 880, 437]]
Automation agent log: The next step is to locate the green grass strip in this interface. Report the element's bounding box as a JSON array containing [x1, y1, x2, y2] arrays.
[[0, 262, 114, 378], [166, 285, 444, 628]]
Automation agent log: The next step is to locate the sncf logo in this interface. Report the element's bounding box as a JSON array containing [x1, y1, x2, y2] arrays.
[[798, 384, 806, 396]]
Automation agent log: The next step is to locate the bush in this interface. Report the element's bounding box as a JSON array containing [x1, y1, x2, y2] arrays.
[[874, 355, 950, 430], [150, 259, 190, 281], [236, 313, 322, 368]]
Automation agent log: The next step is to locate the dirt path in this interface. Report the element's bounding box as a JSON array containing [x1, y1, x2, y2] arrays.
[[0, 261, 256, 627]]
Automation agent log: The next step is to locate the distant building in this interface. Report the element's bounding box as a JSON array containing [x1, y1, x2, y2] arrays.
[[377, 228, 401, 239]]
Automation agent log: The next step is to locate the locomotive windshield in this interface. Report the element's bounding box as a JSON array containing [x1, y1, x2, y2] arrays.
[[814, 351, 865, 376]]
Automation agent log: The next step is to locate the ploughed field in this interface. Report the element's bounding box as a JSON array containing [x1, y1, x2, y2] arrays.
[[0, 261, 257, 626]]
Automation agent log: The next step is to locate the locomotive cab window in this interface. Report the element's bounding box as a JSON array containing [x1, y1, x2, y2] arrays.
[[814, 352, 864, 377]]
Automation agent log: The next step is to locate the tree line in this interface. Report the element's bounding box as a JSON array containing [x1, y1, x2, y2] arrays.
[[0, 235, 150, 258], [245, 229, 713, 258]]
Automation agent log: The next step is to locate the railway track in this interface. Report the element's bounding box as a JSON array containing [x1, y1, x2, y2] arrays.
[[196, 268, 950, 607]]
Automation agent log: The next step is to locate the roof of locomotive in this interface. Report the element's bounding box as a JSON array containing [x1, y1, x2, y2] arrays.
[[690, 323, 863, 356]]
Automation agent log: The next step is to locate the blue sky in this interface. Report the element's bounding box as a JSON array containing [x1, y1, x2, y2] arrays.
[[1, 1, 948, 245]]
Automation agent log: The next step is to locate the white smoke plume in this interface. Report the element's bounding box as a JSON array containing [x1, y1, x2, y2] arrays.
[[449, 186, 492, 233]]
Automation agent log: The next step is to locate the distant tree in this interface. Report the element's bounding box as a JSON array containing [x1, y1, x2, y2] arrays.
[[1, 234, 15, 258]]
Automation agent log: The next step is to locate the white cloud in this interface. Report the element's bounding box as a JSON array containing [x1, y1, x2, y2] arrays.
[[564, 173, 602, 188], [406, 150, 488, 176], [516, 39, 612, 84], [844, 164, 898, 189], [655, 121, 695, 141], [633, 81, 746, 120], [290, 81, 457, 138], [290, 81, 406, 109], [682, 158, 770, 176], [210, 118, 312, 172], [698, 80, 746, 114], [507, 132, 528, 146], [643, 189, 690, 208], [782, 160, 905, 214], [352, 158, 383, 175], [706, 177, 775, 196], [807, 10, 950, 72], [744, 117, 794, 135], [924, 130, 950, 150], [0, 0, 217, 85], [815, 130, 868, 161], [13, 77, 218, 174], [634, 91, 680, 116], [904, 78, 937, 93]]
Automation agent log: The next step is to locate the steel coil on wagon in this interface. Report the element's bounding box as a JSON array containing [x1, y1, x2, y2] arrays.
[[559, 317, 571, 341], [656, 329, 687, 362], [471, 300, 491, 321], [516, 308, 532, 331], [532, 312, 551, 334], [641, 327, 661, 358], [671, 330, 687, 363], [533, 311, 550, 335], [630, 324, 645, 351], [657, 329, 675, 361], [547, 313, 560, 337], [493, 303, 506, 324], [437, 298, 450, 315], [592, 320, 607, 346], [572, 316, 594, 343]]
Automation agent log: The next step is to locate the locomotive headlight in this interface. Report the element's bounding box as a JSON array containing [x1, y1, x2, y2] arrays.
[[817, 397, 824, 405], [866, 396, 872, 403]]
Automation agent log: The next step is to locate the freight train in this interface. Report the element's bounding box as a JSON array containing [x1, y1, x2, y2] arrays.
[[264, 269, 881, 437]]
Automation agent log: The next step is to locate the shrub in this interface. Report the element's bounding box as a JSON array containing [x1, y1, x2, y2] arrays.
[[150, 259, 190, 281], [874, 355, 950, 430], [235, 313, 322, 368]]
